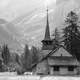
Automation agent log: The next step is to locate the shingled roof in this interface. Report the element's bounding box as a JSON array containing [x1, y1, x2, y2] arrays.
[[31, 46, 59, 68], [32, 45, 79, 68]]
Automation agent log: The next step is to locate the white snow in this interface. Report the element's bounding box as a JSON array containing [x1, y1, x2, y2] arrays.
[[0, 73, 79, 80]]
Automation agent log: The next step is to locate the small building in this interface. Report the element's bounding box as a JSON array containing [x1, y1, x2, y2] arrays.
[[34, 46, 79, 75], [32, 8, 80, 75]]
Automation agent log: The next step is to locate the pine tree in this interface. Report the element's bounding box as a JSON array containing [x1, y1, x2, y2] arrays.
[[52, 28, 59, 37], [15, 54, 21, 65], [62, 11, 80, 59], [31, 46, 39, 64], [52, 28, 60, 48], [54, 28, 60, 46], [2, 44, 10, 65], [22, 44, 32, 71]]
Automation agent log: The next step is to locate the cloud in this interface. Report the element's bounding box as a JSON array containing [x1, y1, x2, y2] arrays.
[[0, 0, 11, 7], [0, 0, 80, 22], [0, 0, 43, 21]]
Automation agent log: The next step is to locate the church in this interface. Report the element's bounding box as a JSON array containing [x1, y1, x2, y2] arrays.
[[32, 8, 80, 75]]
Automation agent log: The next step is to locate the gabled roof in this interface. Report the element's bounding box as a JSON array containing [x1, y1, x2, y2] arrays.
[[50, 46, 72, 57], [32, 45, 79, 69], [31, 47, 58, 68], [40, 50, 52, 57], [48, 57, 79, 66]]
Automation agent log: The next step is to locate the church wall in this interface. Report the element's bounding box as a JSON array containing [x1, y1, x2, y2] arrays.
[[65, 68, 78, 75], [50, 67, 53, 75], [50, 67, 60, 75], [33, 59, 79, 75], [59, 67, 78, 75], [35, 60, 49, 75], [60, 67, 68, 75], [49, 66, 78, 75]]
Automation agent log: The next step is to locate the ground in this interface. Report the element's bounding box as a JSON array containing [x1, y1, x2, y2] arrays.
[[0, 73, 80, 80]]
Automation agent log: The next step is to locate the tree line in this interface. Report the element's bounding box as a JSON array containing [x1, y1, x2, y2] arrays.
[[0, 44, 40, 74]]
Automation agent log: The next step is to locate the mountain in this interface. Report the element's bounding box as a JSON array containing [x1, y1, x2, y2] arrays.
[[1, 0, 80, 52], [0, 19, 24, 52], [10, 0, 80, 47]]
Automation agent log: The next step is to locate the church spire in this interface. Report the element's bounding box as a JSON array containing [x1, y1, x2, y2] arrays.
[[41, 7, 53, 50], [44, 7, 51, 40]]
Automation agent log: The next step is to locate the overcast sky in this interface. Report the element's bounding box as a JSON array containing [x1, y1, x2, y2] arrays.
[[0, 0, 57, 21], [0, 0, 80, 21]]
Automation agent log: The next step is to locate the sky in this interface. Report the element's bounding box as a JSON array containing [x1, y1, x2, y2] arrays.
[[0, 0, 80, 48], [0, 0, 56, 21], [0, 0, 80, 21]]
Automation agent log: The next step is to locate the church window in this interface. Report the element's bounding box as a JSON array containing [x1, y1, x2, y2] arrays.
[[68, 66, 74, 71], [54, 66, 59, 71]]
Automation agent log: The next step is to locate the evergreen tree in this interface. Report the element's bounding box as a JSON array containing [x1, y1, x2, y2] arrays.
[[15, 54, 21, 65], [62, 11, 80, 60], [54, 28, 60, 46], [22, 44, 32, 71], [2, 44, 10, 65], [52, 28, 60, 48], [31, 46, 39, 64]]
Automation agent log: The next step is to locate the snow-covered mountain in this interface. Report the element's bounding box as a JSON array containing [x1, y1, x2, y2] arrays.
[[0, 0, 80, 50], [0, 19, 23, 51], [10, 0, 80, 47]]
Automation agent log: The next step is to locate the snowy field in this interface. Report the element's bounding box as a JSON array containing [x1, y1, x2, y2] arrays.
[[0, 73, 80, 80], [0, 76, 80, 80]]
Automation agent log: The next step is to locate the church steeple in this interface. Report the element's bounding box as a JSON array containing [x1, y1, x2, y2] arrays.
[[44, 7, 51, 40], [42, 7, 53, 50]]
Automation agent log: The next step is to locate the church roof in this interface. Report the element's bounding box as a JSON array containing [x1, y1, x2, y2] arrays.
[[40, 50, 52, 57], [48, 46, 79, 66], [48, 57, 79, 66], [50, 47, 72, 57], [32, 45, 79, 68], [31, 48, 58, 68]]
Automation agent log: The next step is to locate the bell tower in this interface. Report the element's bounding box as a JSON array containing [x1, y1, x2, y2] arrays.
[[42, 7, 53, 50]]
